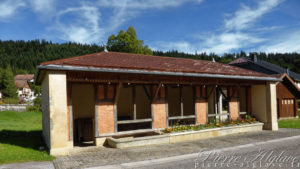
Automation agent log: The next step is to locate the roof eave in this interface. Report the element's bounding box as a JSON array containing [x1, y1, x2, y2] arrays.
[[36, 64, 281, 83]]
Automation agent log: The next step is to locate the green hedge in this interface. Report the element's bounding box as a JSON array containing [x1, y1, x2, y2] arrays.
[[1, 98, 19, 104]]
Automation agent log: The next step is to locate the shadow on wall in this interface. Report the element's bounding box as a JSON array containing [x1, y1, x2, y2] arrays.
[[0, 130, 48, 151]]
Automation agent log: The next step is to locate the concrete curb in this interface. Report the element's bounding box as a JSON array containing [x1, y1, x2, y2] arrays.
[[0, 161, 54, 169], [86, 135, 300, 169]]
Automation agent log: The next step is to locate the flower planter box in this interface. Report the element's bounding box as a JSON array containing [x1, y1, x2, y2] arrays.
[[169, 122, 263, 143], [107, 122, 263, 149], [107, 134, 169, 149]]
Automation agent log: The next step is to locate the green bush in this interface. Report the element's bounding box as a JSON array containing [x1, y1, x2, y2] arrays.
[[33, 97, 41, 107], [2, 97, 19, 104], [26, 97, 42, 112], [26, 106, 41, 112]]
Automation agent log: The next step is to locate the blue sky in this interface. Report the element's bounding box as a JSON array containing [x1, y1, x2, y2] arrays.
[[0, 0, 300, 54]]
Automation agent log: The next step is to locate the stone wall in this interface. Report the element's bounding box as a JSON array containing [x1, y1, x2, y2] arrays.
[[0, 104, 29, 112]]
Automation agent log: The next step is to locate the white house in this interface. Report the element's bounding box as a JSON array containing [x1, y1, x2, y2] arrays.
[[14, 74, 36, 102]]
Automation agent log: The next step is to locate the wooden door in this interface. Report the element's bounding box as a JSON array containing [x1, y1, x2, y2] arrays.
[[281, 98, 295, 117]]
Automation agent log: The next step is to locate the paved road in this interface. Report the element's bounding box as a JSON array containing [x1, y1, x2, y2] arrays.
[[95, 135, 300, 169], [54, 129, 300, 169]]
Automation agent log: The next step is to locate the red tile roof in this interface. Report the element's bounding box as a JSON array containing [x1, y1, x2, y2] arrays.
[[15, 74, 34, 80], [41, 52, 271, 78], [14, 74, 34, 89], [229, 58, 248, 65]]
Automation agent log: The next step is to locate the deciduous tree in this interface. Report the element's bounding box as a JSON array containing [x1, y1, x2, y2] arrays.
[[107, 26, 153, 55]]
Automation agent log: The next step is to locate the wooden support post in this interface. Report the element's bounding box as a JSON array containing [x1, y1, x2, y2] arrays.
[[133, 85, 136, 120], [217, 87, 221, 121], [246, 86, 249, 115], [237, 85, 241, 117], [213, 86, 218, 120], [206, 86, 209, 124], [294, 98, 298, 117], [114, 82, 122, 104], [143, 85, 151, 100], [94, 84, 99, 137], [247, 86, 252, 115], [278, 98, 281, 118], [165, 86, 169, 127], [219, 88, 227, 100], [227, 87, 231, 120], [193, 86, 197, 124], [207, 86, 215, 98], [152, 82, 162, 103], [114, 82, 122, 133], [180, 86, 184, 117]]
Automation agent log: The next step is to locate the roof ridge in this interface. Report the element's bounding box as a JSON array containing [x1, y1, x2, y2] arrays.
[[106, 51, 217, 65], [41, 51, 216, 65]]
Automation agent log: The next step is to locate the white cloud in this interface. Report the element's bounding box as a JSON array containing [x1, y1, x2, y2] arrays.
[[52, 0, 204, 44], [225, 0, 282, 31], [154, 0, 282, 54], [204, 0, 283, 53], [259, 30, 300, 53], [152, 33, 264, 54], [200, 32, 265, 54], [53, 5, 104, 44], [29, 0, 56, 17], [0, 0, 25, 20], [96, 0, 204, 35], [254, 25, 284, 31], [0, 0, 55, 21], [97, 0, 203, 9], [153, 41, 196, 53]]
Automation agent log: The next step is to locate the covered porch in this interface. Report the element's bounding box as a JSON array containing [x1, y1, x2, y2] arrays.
[[47, 70, 278, 151]]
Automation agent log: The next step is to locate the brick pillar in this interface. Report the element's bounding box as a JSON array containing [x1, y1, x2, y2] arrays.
[[229, 100, 239, 120], [98, 103, 115, 134], [96, 85, 115, 135], [196, 100, 207, 124], [229, 87, 239, 120], [195, 86, 207, 125], [152, 85, 167, 129]]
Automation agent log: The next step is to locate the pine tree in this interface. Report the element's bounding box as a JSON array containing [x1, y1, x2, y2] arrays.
[[0, 66, 17, 98]]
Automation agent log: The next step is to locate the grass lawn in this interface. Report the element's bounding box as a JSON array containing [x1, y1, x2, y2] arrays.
[[278, 110, 300, 129], [0, 111, 54, 164]]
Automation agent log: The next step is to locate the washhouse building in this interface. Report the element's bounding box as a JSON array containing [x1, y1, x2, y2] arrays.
[[36, 51, 279, 155]]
